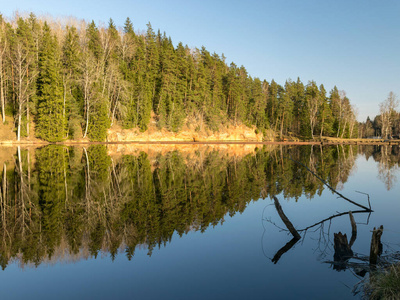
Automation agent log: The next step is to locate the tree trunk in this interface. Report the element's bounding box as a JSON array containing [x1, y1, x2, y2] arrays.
[[26, 95, 29, 138], [17, 104, 22, 142], [341, 119, 348, 138], [320, 115, 325, 138], [0, 58, 5, 124], [370, 225, 383, 265], [280, 112, 285, 140], [333, 232, 353, 270]]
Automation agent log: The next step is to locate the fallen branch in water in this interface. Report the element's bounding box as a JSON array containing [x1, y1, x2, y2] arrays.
[[273, 196, 300, 239], [270, 196, 301, 264], [297, 210, 371, 233], [286, 155, 373, 212]]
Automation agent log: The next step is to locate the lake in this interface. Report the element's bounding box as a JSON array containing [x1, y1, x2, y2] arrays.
[[0, 144, 399, 299]]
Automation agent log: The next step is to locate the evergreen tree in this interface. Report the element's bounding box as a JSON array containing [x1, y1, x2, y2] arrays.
[[83, 20, 110, 141], [158, 34, 184, 131], [145, 23, 159, 111], [36, 22, 66, 142], [317, 84, 333, 137], [62, 25, 82, 139], [267, 79, 279, 130], [248, 78, 267, 130]]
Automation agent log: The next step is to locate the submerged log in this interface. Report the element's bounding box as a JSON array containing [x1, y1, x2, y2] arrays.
[[369, 225, 383, 265]]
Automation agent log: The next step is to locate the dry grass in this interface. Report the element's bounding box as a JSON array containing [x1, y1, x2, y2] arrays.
[[364, 264, 400, 300]]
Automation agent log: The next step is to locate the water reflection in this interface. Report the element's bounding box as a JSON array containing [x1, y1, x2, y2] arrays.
[[0, 144, 399, 271], [360, 144, 400, 190]]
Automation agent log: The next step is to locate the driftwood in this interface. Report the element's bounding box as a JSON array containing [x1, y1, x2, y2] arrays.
[[370, 225, 383, 265]]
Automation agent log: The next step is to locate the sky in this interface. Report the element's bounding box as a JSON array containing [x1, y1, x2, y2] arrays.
[[1, 0, 400, 121]]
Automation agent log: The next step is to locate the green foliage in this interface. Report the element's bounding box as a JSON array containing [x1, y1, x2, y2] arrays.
[[88, 99, 110, 142], [87, 145, 111, 180], [86, 21, 103, 60], [36, 22, 67, 142], [0, 13, 359, 141]]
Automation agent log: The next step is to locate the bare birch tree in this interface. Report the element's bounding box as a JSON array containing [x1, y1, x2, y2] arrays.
[[11, 41, 33, 141], [379, 92, 398, 139], [0, 18, 7, 123]]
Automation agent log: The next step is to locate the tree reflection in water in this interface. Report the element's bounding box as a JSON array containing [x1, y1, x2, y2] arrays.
[[0, 144, 399, 271]]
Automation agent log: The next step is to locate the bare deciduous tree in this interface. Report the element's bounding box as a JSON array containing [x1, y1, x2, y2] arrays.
[[0, 18, 7, 123], [379, 92, 398, 139]]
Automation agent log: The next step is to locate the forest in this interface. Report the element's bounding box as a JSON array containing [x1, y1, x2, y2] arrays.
[[0, 13, 359, 142]]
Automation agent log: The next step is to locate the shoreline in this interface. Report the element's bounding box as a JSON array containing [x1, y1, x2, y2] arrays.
[[0, 138, 396, 146]]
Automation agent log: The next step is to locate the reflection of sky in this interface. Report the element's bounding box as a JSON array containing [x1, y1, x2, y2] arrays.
[[1, 154, 399, 299]]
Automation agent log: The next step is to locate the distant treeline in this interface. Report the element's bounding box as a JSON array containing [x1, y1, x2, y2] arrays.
[[357, 91, 400, 139], [0, 13, 358, 141]]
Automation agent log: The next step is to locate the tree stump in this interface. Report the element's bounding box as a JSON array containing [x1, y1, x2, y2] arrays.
[[334, 232, 353, 271], [369, 225, 383, 265]]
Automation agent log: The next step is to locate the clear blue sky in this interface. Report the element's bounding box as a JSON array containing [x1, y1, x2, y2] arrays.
[[2, 0, 400, 121]]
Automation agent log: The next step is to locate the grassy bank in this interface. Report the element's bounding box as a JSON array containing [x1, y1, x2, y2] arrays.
[[364, 263, 400, 299]]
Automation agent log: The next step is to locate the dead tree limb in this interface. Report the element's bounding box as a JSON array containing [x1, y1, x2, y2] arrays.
[[273, 196, 300, 239], [272, 237, 299, 264], [349, 211, 357, 247], [296, 210, 370, 232], [286, 156, 372, 212], [270, 196, 301, 264]]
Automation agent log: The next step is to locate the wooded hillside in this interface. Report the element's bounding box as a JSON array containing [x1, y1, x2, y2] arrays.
[[0, 13, 358, 141]]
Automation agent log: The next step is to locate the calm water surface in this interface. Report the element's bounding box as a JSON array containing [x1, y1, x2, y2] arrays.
[[0, 144, 399, 299]]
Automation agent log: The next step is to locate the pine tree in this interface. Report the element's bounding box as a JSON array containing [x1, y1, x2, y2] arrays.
[[145, 23, 159, 111], [135, 35, 151, 131], [248, 78, 267, 130], [83, 20, 110, 141], [62, 25, 82, 139], [88, 99, 110, 141], [267, 79, 279, 130], [317, 84, 333, 137], [36, 22, 66, 142]]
